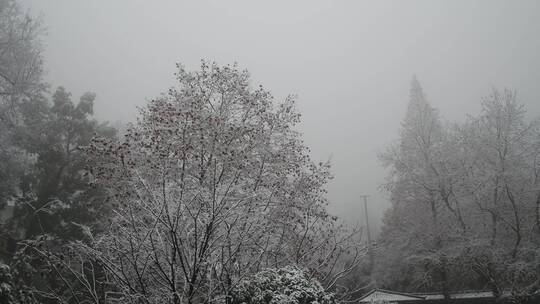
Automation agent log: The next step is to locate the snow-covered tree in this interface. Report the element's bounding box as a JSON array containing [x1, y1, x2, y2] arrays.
[[231, 266, 334, 304], [456, 89, 540, 293], [0, 0, 44, 106], [376, 80, 540, 297], [0, 0, 44, 208], [83, 61, 362, 304], [377, 76, 460, 295]]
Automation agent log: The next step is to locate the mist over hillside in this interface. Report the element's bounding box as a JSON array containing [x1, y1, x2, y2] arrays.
[[1, 1, 540, 303]]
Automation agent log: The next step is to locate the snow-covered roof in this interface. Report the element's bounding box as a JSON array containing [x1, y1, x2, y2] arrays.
[[358, 289, 425, 303], [451, 291, 493, 299], [416, 291, 494, 300], [359, 289, 496, 303]]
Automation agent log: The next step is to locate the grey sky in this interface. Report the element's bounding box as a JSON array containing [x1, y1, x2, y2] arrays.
[[21, 0, 540, 233]]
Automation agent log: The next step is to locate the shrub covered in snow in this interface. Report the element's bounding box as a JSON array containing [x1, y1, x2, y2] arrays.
[[231, 266, 335, 304]]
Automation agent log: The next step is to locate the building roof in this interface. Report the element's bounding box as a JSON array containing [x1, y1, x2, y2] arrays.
[[359, 289, 426, 303], [359, 289, 497, 303], [415, 291, 494, 300]]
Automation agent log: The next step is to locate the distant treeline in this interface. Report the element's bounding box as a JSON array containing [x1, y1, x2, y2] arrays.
[[375, 76, 540, 298]]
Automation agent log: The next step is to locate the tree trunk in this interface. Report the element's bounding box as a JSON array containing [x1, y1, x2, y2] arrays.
[[490, 211, 497, 246], [506, 185, 521, 258]]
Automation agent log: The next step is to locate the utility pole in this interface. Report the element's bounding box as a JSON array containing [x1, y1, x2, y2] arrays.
[[360, 195, 372, 247], [360, 195, 374, 269]]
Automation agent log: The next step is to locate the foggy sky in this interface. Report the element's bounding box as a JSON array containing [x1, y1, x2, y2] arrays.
[[21, 0, 540, 234]]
